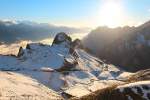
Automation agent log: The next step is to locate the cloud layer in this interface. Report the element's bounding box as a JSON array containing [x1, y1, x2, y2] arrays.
[[0, 20, 89, 43]]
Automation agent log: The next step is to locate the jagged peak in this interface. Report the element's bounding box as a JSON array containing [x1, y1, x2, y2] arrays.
[[72, 39, 83, 49], [52, 32, 72, 46]]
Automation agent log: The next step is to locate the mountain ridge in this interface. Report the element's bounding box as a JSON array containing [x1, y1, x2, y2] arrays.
[[83, 20, 150, 72], [0, 20, 89, 43]]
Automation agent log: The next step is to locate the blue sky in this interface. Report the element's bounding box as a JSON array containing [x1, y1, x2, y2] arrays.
[[0, 0, 150, 28]]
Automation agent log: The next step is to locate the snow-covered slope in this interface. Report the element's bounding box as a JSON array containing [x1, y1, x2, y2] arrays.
[[0, 32, 143, 100], [0, 71, 62, 100]]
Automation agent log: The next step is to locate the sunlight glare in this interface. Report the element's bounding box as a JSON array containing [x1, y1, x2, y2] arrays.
[[99, 1, 124, 28]]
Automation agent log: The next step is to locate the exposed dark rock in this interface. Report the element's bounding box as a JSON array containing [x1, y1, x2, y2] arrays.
[[26, 44, 31, 49], [62, 92, 74, 99], [17, 47, 24, 57], [56, 58, 78, 73], [71, 39, 83, 49], [147, 93, 150, 100], [128, 69, 150, 82], [52, 32, 72, 46], [142, 85, 150, 90], [134, 86, 144, 96], [69, 48, 79, 60]]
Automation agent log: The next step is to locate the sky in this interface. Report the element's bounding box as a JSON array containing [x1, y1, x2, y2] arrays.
[[0, 0, 150, 28]]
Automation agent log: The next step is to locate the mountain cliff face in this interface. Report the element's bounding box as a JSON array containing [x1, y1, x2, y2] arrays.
[[0, 32, 149, 100], [83, 21, 150, 72]]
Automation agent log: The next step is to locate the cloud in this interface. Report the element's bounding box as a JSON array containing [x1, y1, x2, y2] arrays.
[[0, 20, 90, 43]]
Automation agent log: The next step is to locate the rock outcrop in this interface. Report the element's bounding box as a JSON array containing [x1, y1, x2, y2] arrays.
[[17, 47, 24, 57], [52, 32, 72, 47], [128, 69, 150, 82]]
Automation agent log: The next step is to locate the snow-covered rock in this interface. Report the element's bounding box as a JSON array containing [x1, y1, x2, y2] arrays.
[[116, 81, 150, 100], [63, 80, 124, 99], [71, 81, 150, 100], [0, 32, 133, 99]]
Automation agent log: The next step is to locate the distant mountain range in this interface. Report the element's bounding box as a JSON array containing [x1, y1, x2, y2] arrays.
[[83, 21, 150, 72], [0, 20, 90, 43]]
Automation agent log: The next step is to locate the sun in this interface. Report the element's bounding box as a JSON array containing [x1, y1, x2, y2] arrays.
[[99, 1, 124, 28]]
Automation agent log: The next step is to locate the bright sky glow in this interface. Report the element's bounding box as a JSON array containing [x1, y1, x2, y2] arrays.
[[98, 1, 125, 28], [0, 0, 150, 28]]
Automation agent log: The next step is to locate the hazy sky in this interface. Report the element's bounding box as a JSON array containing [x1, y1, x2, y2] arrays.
[[0, 0, 150, 28]]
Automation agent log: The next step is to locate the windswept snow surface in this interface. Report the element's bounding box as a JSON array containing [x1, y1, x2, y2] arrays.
[[64, 80, 124, 97], [0, 41, 131, 98], [0, 71, 62, 100]]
